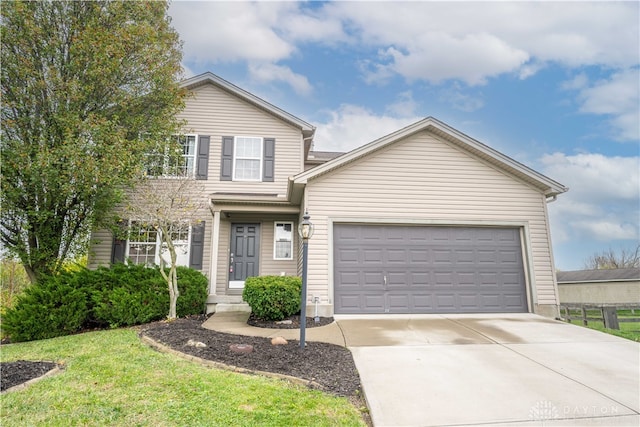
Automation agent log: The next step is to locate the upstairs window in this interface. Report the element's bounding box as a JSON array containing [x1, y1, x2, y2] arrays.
[[234, 137, 262, 181], [274, 222, 293, 260], [146, 134, 209, 179], [221, 136, 275, 182]]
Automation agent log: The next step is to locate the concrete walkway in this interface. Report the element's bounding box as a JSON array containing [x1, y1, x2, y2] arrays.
[[202, 312, 640, 427]]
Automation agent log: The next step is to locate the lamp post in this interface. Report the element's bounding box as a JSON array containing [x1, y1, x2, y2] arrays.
[[298, 211, 314, 348]]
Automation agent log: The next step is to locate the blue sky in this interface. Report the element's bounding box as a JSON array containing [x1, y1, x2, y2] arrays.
[[169, 1, 640, 271]]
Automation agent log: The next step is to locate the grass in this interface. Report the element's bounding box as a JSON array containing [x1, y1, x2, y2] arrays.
[[0, 328, 366, 426], [564, 309, 640, 342], [567, 319, 640, 342]]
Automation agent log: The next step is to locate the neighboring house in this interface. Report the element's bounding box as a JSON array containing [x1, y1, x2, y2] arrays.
[[557, 268, 640, 304], [88, 71, 568, 318]]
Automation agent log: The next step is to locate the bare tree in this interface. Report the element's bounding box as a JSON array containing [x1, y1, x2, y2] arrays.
[[125, 177, 205, 319], [583, 244, 640, 270]]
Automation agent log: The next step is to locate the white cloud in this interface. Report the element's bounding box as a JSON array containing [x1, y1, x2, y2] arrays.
[[376, 33, 529, 86], [326, 1, 639, 83], [248, 63, 313, 96], [576, 69, 640, 141], [542, 152, 640, 243], [313, 105, 420, 152], [385, 91, 419, 117], [169, 2, 295, 64]]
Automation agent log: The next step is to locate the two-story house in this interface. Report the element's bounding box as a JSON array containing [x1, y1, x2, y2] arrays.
[[88, 71, 567, 318]]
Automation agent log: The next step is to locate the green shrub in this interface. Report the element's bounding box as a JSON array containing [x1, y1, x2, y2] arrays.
[[1, 272, 89, 342], [2, 264, 209, 341], [91, 264, 167, 328], [175, 266, 208, 317], [242, 276, 301, 321]]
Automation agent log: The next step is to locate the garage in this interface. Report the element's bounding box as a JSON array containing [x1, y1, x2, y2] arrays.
[[333, 224, 528, 314]]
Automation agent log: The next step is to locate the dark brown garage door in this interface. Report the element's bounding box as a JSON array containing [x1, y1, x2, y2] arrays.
[[333, 224, 527, 314]]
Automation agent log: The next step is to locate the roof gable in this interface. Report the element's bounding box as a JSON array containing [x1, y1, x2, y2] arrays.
[[181, 72, 315, 139], [292, 117, 567, 197]]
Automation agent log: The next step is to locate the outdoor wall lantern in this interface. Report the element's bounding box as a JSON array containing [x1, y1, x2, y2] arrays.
[[298, 211, 314, 348]]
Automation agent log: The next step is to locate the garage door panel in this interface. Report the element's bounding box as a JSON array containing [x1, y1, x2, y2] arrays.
[[363, 295, 386, 312], [409, 271, 430, 285], [334, 225, 527, 314], [336, 248, 359, 263], [388, 294, 410, 311], [412, 295, 433, 311]]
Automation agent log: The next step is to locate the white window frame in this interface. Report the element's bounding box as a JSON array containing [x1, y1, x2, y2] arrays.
[[273, 221, 294, 260], [233, 136, 263, 181], [125, 220, 192, 267], [146, 134, 198, 178]]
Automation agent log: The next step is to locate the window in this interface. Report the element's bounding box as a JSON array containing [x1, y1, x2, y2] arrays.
[[146, 135, 198, 177], [126, 221, 191, 267], [127, 222, 158, 266], [233, 136, 262, 181], [221, 136, 274, 182], [274, 222, 293, 260]]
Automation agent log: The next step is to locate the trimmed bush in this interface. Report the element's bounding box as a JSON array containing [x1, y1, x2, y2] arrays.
[[91, 264, 167, 328], [1, 264, 209, 341], [1, 271, 89, 342], [175, 266, 208, 317], [242, 276, 301, 321]]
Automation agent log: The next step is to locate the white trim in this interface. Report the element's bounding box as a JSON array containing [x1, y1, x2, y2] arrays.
[[229, 280, 245, 289], [209, 210, 221, 296], [327, 217, 535, 314], [145, 133, 198, 178], [232, 136, 263, 181], [273, 221, 294, 260], [293, 117, 567, 197], [125, 220, 192, 267]]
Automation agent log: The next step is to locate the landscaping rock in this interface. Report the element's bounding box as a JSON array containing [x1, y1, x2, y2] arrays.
[[186, 339, 206, 348], [271, 336, 288, 345], [229, 344, 254, 354]]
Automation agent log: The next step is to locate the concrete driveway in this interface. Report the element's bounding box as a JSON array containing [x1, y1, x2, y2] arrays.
[[336, 314, 640, 426]]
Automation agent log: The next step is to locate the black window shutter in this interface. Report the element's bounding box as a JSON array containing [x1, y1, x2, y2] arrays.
[[111, 221, 128, 264], [189, 222, 205, 270], [220, 136, 234, 181], [196, 135, 210, 180], [263, 137, 275, 182]]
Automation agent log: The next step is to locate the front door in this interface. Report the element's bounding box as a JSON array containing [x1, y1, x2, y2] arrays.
[[229, 223, 260, 289]]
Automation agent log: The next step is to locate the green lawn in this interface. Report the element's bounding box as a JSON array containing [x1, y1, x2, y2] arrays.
[[0, 328, 366, 426], [566, 314, 640, 342]]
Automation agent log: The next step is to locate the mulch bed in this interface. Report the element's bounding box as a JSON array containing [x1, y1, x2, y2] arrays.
[[140, 315, 361, 397], [1, 360, 58, 392], [1, 315, 362, 399]]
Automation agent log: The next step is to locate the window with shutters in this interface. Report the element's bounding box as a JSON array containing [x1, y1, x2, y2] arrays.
[[274, 222, 293, 260], [146, 135, 198, 177], [233, 136, 262, 181], [126, 221, 191, 267], [221, 136, 274, 182]]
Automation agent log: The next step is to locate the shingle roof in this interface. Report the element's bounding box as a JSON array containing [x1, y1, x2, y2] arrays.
[[556, 268, 640, 283]]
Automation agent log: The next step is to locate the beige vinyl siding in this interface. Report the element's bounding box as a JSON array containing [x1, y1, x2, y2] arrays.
[[179, 81, 307, 296], [87, 229, 115, 268], [178, 84, 304, 195], [215, 214, 299, 295], [304, 130, 558, 309]]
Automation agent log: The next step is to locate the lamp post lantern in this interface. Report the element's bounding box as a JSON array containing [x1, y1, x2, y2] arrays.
[[298, 211, 314, 348]]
